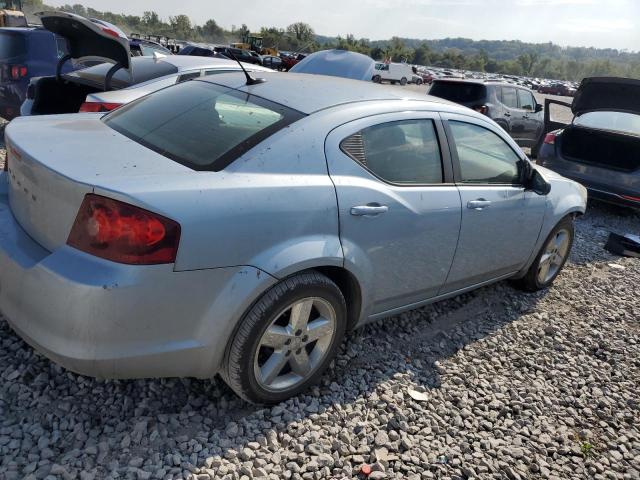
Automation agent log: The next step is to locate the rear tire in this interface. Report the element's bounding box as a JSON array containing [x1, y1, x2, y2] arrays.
[[512, 216, 574, 292], [222, 271, 347, 404]]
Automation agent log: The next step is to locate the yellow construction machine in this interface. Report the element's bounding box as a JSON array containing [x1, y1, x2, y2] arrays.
[[0, 0, 27, 27]]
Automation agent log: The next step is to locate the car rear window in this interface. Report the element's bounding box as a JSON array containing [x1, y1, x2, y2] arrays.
[[64, 57, 179, 89], [429, 81, 486, 104], [103, 80, 305, 171], [574, 111, 640, 137], [0, 32, 26, 59]]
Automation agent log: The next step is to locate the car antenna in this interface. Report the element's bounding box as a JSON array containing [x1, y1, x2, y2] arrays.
[[229, 52, 266, 85]]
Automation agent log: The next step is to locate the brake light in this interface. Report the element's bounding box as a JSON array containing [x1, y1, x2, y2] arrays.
[[79, 102, 122, 113], [543, 132, 557, 145], [473, 105, 488, 115], [9, 65, 27, 80], [622, 195, 640, 203], [99, 27, 121, 38], [67, 194, 181, 265]]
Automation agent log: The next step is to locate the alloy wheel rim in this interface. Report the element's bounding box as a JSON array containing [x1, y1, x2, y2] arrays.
[[537, 229, 570, 284], [254, 297, 337, 392]]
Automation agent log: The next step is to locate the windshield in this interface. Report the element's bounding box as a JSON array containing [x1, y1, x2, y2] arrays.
[[104, 80, 305, 171], [429, 81, 486, 104], [574, 111, 640, 137]]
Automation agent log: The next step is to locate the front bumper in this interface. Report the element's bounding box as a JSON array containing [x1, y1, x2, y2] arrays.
[[0, 173, 277, 378]]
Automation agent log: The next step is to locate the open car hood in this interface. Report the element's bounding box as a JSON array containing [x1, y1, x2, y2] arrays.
[[573, 77, 640, 115], [37, 11, 131, 71], [290, 49, 375, 81]]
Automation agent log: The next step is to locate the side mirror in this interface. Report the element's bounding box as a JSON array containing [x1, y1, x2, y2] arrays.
[[535, 103, 544, 113], [526, 168, 551, 195]]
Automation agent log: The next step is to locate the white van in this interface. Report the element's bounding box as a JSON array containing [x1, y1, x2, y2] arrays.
[[373, 62, 414, 85]]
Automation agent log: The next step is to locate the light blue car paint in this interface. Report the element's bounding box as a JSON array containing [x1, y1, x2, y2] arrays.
[[0, 72, 586, 379]]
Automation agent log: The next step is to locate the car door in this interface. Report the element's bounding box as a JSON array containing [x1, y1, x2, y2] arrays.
[[517, 88, 542, 144], [500, 86, 527, 143], [325, 112, 462, 315], [440, 113, 546, 293]]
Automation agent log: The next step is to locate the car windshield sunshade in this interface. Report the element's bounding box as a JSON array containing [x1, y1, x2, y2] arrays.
[[64, 57, 178, 89], [104, 80, 305, 171], [429, 82, 486, 104]]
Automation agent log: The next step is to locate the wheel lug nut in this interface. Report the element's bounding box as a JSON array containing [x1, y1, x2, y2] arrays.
[[285, 339, 291, 345], [296, 348, 302, 355], [302, 335, 309, 342], [295, 329, 302, 336]]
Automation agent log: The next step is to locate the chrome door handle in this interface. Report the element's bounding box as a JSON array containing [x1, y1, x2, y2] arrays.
[[523, 114, 530, 118], [350, 204, 389, 216], [467, 199, 492, 210], [504, 112, 511, 117]]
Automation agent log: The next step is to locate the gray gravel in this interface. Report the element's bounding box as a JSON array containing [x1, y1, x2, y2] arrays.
[[1, 142, 640, 478]]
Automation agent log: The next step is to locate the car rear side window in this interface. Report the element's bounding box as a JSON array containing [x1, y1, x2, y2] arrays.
[[429, 82, 486, 104], [449, 121, 521, 184], [104, 80, 305, 171], [501, 87, 518, 109], [341, 119, 443, 184], [0, 32, 26, 59]]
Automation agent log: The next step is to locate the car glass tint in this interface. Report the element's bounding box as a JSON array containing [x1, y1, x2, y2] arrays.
[[341, 119, 443, 184], [429, 82, 485, 104], [501, 87, 518, 109], [65, 57, 179, 88], [0, 32, 26, 59], [449, 121, 520, 184], [517, 89, 534, 110], [104, 80, 305, 171], [573, 111, 640, 136]]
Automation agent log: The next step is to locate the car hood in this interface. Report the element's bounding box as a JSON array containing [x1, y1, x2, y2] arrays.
[[37, 11, 131, 71], [290, 49, 375, 81], [573, 77, 640, 115]]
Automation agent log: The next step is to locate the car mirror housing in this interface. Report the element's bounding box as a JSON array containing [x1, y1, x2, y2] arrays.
[[535, 103, 544, 113], [526, 168, 551, 195]]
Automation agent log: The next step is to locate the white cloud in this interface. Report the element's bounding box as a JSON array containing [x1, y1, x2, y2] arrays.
[[557, 18, 633, 33]]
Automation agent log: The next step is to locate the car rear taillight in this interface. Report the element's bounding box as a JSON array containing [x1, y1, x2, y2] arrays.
[[543, 132, 557, 145], [473, 105, 488, 115], [79, 102, 122, 113], [67, 194, 181, 265], [622, 195, 640, 203], [9, 65, 27, 80]]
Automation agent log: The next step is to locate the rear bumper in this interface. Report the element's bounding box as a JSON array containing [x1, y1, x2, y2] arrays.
[[0, 173, 277, 378], [539, 147, 640, 209]]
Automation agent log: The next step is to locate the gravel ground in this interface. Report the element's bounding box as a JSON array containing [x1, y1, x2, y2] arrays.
[[1, 182, 639, 480]]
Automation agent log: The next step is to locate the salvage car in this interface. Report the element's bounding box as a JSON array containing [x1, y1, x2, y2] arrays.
[[538, 77, 640, 209], [429, 79, 544, 156], [20, 12, 270, 115], [0, 71, 586, 404], [290, 49, 375, 81]]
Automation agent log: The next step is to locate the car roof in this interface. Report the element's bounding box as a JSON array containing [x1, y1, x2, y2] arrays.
[[156, 55, 267, 72], [197, 71, 463, 114]]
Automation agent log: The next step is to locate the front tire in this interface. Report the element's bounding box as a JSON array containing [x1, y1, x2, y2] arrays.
[[222, 271, 347, 404], [513, 216, 574, 291], [400, 77, 407, 86]]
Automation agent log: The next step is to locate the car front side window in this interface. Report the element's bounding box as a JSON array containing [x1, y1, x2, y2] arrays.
[[449, 121, 521, 185], [340, 119, 443, 185], [518, 89, 535, 111]]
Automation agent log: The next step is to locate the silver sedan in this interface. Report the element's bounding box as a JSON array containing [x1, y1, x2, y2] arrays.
[[0, 72, 587, 403]]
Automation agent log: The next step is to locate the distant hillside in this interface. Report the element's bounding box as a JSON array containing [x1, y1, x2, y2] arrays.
[[23, 0, 640, 81]]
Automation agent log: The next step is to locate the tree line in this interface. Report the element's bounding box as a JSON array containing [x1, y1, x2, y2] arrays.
[[22, 0, 640, 81]]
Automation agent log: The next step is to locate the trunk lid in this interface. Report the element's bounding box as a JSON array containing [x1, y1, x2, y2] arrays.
[[37, 11, 131, 72], [573, 77, 640, 115], [4, 114, 189, 252]]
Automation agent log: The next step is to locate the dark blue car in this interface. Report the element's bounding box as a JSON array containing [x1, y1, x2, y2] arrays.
[[0, 27, 72, 119]]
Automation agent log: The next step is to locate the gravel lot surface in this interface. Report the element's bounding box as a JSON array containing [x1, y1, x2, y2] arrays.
[[1, 161, 639, 480]]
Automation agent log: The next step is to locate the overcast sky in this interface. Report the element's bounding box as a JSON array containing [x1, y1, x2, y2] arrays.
[[46, 0, 640, 51]]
